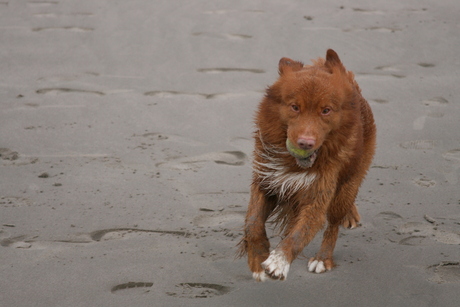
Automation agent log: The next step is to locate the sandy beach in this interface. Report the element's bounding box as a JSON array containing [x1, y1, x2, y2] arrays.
[[1, 0, 459, 306]]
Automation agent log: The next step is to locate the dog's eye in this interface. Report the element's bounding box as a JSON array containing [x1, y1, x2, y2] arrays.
[[321, 108, 331, 115], [291, 104, 300, 112]]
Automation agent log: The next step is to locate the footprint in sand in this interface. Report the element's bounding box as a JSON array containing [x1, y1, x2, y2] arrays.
[[213, 151, 247, 165], [356, 72, 406, 79], [343, 26, 402, 33], [442, 149, 460, 184], [0, 235, 32, 249], [413, 95, 446, 130], [372, 211, 404, 242], [0, 148, 19, 161], [375, 213, 460, 246], [351, 8, 386, 14], [372, 211, 405, 242], [144, 90, 217, 99], [32, 27, 94, 32], [0, 196, 32, 208], [373, 211, 404, 225], [144, 90, 256, 100], [398, 235, 432, 246], [90, 228, 190, 241], [197, 68, 265, 74], [0, 149, 38, 166], [399, 140, 437, 150], [192, 32, 252, 40], [422, 96, 448, 106], [427, 261, 460, 284], [0, 234, 92, 249], [443, 149, 460, 163], [111, 282, 154, 295], [166, 283, 231, 299], [397, 222, 436, 246], [192, 211, 244, 228], [413, 175, 436, 188], [158, 151, 247, 171], [0, 228, 190, 249], [374, 65, 402, 72], [418, 63, 435, 68], [130, 131, 205, 151], [36, 88, 104, 96]]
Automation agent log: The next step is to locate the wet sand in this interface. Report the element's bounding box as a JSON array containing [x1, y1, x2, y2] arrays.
[[1, 0, 459, 306]]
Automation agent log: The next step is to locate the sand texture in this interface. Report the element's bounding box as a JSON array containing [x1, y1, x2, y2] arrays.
[[1, 0, 459, 306]]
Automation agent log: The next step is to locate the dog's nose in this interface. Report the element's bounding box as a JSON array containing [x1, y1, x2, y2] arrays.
[[297, 138, 315, 150]]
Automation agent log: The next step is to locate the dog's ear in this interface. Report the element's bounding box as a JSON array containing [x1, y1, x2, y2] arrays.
[[278, 57, 304, 75], [324, 49, 346, 74]]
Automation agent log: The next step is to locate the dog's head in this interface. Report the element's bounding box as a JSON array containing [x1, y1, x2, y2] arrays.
[[264, 49, 359, 168]]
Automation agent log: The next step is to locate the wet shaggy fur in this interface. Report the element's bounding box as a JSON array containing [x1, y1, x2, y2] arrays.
[[237, 49, 376, 281]]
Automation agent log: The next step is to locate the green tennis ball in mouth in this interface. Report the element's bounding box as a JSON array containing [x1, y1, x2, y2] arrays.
[[286, 138, 314, 159]]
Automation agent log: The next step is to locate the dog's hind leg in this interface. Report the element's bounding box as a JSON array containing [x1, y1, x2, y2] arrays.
[[342, 203, 361, 229], [308, 221, 340, 273], [238, 183, 277, 281]]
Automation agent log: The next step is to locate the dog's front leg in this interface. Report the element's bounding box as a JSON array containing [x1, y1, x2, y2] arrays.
[[263, 202, 329, 280], [309, 179, 362, 273], [239, 183, 276, 281]]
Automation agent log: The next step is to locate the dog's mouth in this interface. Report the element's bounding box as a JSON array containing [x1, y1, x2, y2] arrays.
[[293, 150, 318, 168], [285, 139, 319, 168]]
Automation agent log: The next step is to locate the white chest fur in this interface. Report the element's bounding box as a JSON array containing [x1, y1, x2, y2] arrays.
[[254, 154, 317, 199]]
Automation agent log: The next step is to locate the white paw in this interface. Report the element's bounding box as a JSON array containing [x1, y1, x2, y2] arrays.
[[262, 249, 290, 280], [252, 271, 268, 282], [308, 259, 326, 273]]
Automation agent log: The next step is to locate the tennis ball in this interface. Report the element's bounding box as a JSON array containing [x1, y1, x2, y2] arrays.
[[286, 138, 314, 159]]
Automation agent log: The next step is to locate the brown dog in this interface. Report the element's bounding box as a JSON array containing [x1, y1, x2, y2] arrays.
[[238, 49, 376, 281]]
